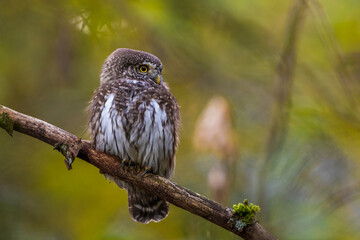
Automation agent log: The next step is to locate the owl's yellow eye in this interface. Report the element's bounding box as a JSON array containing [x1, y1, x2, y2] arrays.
[[139, 65, 148, 73]]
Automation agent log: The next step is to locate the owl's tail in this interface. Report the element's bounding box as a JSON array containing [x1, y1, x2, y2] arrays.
[[127, 185, 169, 224]]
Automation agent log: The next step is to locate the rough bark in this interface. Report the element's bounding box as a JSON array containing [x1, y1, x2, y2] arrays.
[[0, 105, 278, 240]]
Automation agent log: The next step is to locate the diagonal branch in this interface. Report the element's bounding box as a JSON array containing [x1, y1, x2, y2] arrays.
[[0, 105, 277, 240]]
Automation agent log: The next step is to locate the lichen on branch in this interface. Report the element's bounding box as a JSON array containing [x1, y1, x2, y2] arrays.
[[0, 112, 14, 136]]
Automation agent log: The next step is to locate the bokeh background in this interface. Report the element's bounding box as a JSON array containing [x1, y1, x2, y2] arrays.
[[1, 0, 360, 239]]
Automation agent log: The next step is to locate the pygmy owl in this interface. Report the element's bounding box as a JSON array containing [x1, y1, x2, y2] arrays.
[[89, 48, 180, 223]]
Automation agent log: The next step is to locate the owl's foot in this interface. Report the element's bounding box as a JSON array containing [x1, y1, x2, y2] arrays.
[[128, 160, 137, 170], [121, 160, 150, 176], [122, 159, 139, 171]]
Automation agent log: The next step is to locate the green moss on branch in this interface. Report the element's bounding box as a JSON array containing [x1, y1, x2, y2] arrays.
[[233, 199, 261, 225]]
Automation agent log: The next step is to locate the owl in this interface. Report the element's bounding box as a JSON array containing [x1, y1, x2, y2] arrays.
[[89, 48, 180, 223]]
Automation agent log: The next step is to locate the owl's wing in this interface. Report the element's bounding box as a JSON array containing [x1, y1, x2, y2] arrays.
[[89, 82, 137, 160]]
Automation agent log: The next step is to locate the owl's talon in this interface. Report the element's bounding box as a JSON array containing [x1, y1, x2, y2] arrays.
[[141, 167, 151, 177], [127, 161, 133, 170], [122, 160, 128, 170], [141, 169, 148, 177]]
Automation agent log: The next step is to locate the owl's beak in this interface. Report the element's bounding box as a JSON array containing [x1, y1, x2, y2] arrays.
[[155, 74, 163, 84]]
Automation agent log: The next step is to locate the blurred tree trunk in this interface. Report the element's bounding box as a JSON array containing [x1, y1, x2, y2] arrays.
[[259, 0, 308, 220]]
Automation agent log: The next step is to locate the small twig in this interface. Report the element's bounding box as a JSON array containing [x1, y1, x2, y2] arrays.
[[0, 105, 277, 240]]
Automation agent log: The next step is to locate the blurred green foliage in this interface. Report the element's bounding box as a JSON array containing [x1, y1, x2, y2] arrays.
[[0, 0, 360, 239]]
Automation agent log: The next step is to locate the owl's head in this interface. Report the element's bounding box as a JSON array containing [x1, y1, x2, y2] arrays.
[[100, 48, 163, 85]]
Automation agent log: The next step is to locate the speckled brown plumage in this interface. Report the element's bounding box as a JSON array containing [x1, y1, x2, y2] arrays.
[[89, 48, 180, 223]]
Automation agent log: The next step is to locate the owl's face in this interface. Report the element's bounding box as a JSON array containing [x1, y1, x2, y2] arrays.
[[100, 48, 163, 85]]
